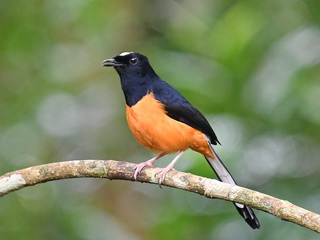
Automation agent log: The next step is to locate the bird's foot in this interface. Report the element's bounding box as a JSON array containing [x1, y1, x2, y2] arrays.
[[133, 160, 155, 180], [133, 153, 166, 180], [154, 150, 185, 186], [155, 166, 176, 186]]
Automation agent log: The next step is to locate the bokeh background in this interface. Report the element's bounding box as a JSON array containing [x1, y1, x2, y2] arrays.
[[1, 0, 320, 239]]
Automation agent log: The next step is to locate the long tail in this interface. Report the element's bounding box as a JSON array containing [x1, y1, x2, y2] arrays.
[[205, 145, 260, 229]]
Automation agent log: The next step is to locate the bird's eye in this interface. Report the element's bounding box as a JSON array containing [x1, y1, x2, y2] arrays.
[[129, 57, 138, 65]]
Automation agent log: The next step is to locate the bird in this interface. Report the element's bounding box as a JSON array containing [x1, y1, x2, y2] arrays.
[[102, 51, 260, 229]]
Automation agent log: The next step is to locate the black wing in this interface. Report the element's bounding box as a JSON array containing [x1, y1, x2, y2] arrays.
[[151, 80, 220, 145], [165, 103, 220, 145]]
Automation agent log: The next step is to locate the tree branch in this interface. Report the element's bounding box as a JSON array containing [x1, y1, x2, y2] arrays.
[[0, 160, 319, 233]]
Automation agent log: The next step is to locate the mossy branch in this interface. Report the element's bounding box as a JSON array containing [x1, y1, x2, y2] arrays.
[[0, 160, 319, 233]]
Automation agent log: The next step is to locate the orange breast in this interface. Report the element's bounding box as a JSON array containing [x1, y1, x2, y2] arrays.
[[126, 93, 214, 158]]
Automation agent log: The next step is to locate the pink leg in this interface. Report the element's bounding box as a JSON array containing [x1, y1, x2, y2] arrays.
[[133, 152, 166, 180], [156, 150, 186, 185]]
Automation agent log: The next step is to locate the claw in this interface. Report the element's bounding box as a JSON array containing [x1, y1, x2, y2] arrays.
[[154, 150, 185, 186], [133, 151, 185, 185], [133, 160, 154, 180], [155, 167, 176, 186], [133, 153, 166, 180]]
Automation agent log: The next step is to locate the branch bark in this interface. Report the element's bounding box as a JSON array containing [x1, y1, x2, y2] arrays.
[[0, 160, 319, 233]]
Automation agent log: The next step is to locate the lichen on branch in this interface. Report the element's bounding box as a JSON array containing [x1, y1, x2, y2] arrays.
[[0, 160, 319, 233]]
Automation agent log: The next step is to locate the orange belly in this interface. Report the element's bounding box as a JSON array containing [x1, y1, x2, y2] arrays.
[[126, 93, 214, 158]]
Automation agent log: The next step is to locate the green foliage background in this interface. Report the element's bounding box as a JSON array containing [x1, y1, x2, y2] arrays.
[[0, 0, 320, 239]]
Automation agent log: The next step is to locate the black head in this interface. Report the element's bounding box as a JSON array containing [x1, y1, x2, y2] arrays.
[[102, 52, 156, 78], [102, 52, 160, 106]]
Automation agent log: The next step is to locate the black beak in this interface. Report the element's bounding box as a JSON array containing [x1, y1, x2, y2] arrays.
[[101, 58, 123, 67]]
